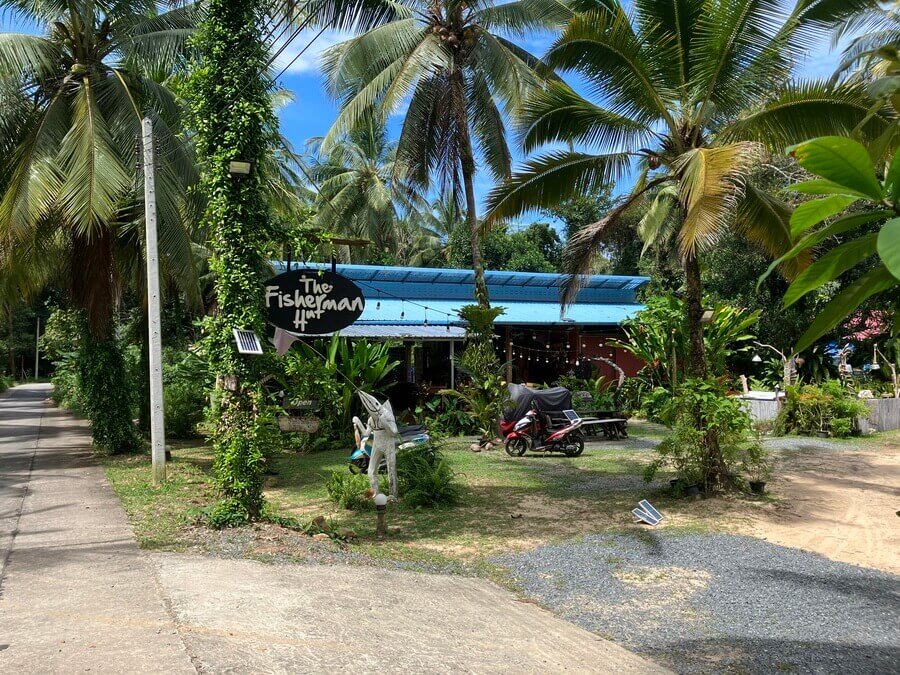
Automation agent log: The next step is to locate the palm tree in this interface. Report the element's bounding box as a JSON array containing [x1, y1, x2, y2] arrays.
[[318, 0, 570, 307], [832, 1, 900, 81], [487, 0, 890, 378], [306, 115, 417, 258], [0, 0, 199, 451], [406, 192, 463, 267]]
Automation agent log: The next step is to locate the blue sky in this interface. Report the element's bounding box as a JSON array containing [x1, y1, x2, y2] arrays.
[[3, 12, 844, 215]]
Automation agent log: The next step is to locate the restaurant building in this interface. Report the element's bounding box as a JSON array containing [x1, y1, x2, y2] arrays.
[[274, 262, 649, 390]]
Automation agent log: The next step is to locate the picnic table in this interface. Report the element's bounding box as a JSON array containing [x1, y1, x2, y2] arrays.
[[548, 410, 629, 440]]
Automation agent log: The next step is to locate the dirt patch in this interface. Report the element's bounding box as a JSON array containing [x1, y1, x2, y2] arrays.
[[729, 445, 900, 574]]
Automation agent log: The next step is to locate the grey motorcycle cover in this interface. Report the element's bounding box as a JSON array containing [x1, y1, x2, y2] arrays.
[[503, 384, 572, 422]]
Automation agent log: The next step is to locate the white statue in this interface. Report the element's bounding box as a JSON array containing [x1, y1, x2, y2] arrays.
[[357, 391, 399, 499]]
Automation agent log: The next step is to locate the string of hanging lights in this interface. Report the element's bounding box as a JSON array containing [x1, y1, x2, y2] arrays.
[[351, 279, 460, 331]]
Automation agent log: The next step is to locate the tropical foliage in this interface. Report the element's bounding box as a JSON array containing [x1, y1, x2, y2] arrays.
[[319, 0, 570, 308], [612, 294, 759, 390], [761, 136, 900, 352], [0, 0, 200, 451], [298, 333, 401, 427], [486, 0, 891, 382]]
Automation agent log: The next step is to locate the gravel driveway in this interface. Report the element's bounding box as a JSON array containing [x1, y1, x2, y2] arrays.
[[495, 532, 900, 674]]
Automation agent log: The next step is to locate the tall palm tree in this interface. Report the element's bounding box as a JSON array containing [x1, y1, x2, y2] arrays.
[[487, 0, 890, 378], [318, 0, 570, 307], [0, 0, 199, 451], [406, 192, 463, 267], [306, 115, 416, 258]]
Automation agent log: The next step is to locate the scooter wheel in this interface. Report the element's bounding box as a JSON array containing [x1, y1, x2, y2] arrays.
[[505, 437, 528, 457], [564, 434, 585, 457]]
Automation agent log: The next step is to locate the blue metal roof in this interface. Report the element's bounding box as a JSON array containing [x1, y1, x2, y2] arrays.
[[272, 262, 647, 327]]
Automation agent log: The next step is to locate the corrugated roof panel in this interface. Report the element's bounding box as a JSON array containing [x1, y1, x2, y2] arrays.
[[356, 299, 642, 326], [303, 325, 467, 340]]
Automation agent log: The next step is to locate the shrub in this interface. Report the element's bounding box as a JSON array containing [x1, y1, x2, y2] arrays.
[[160, 349, 209, 438], [831, 417, 853, 438], [164, 382, 206, 438], [774, 381, 869, 437], [50, 352, 85, 413], [204, 498, 254, 529], [440, 370, 509, 442], [416, 395, 479, 436], [325, 470, 372, 510], [640, 386, 672, 423], [0, 375, 9, 393], [397, 442, 462, 508], [645, 379, 765, 493]]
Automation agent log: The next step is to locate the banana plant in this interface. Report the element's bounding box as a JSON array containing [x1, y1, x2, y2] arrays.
[[300, 334, 401, 426], [761, 136, 900, 352]]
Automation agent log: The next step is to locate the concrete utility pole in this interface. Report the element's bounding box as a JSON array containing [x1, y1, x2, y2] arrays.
[[34, 317, 39, 380], [142, 117, 166, 485]]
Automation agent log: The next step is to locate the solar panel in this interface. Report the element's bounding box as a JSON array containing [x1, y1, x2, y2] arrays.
[[232, 329, 263, 355], [638, 500, 663, 522], [632, 507, 660, 526], [562, 409, 581, 422]]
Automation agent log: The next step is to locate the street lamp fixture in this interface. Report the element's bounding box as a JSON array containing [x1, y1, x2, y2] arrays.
[[229, 160, 253, 176], [700, 309, 714, 324], [751, 354, 763, 363]]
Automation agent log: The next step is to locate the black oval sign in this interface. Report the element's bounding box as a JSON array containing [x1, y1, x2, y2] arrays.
[[264, 268, 365, 334]]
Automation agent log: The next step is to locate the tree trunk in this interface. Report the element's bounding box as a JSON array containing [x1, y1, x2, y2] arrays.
[[683, 252, 708, 379], [450, 67, 489, 308], [70, 230, 138, 453]]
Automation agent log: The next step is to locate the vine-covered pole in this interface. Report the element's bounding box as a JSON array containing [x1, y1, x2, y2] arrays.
[[187, 0, 277, 521]]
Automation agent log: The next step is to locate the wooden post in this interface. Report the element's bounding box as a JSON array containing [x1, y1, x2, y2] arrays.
[[505, 327, 512, 383], [450, 340, 456, 389]]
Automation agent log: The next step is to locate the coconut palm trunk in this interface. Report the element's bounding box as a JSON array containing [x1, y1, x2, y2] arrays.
[[683, 253, 708, 379], [451, 67, 489, 307]]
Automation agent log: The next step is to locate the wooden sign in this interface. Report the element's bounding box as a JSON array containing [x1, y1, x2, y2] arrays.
[[265, 268, 364, 334]]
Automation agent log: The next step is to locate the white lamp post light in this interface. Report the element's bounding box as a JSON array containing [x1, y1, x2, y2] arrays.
[[374, 492, 388, 539]]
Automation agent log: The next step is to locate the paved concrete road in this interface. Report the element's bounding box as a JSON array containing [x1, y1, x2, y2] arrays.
[[0, 385, 667, 674], [0, 384, 195, 673], [156, 554, 669, 674]]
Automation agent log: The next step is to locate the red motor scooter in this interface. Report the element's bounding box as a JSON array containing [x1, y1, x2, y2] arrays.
[[501, 400, 585, 457]]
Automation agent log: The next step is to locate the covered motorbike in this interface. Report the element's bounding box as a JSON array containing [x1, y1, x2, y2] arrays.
[[500, 385, 585, 457]]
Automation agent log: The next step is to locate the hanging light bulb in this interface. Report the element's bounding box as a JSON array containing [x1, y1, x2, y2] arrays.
[[575, 359, 580, 367], [446, 323, 450, 332], [423, 308, 428, 327], [582, 342, 586, 349]]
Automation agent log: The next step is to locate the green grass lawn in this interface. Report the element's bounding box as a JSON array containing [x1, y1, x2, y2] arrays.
[[101, 429, 688, 565], [101, 425, 893, 567], [100, 443, 216, 549]]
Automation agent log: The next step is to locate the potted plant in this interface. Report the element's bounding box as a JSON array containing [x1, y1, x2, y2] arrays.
[[741, 443, 772, 495]]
